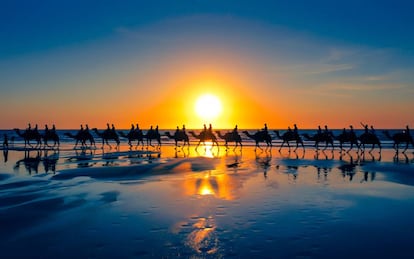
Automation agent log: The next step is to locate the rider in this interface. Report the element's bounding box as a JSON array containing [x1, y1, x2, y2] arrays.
[[324, 125, 330, 136], [405, 125, 411, 135], [78, 124, 84, 137], [233, 125, 238, 137], [370, 125, 376, 134], [317, 125, 322, 135], [208, 124, 213, 137], [262, 123, 268, 133], [362, 123, 369, 134], [293, 124, 299, 137]]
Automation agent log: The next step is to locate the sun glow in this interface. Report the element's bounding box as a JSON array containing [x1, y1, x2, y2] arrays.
[[195, 94, 222, 120]]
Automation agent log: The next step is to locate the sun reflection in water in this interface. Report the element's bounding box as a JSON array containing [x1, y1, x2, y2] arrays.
[[198, 141, 218, 158], [185, 217, 219, 255]]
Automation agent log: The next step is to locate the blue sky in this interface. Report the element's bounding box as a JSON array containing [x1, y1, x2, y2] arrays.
[[2, 0, 413, 59]]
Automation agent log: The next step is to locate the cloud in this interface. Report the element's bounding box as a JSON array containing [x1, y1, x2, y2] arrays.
[[276, 63, 354, 75], [317, 82, 408, 92]]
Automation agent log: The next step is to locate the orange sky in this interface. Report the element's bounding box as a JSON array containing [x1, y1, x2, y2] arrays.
[[1, 15, 413, 129]]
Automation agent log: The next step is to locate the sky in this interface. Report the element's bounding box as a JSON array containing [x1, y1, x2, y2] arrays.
[[1, 0, 414, 129]]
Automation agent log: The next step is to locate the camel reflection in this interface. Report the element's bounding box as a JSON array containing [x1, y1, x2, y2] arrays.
[[338, 156, 357, 181], [175, 147, 190, 158], [67, 149, 96, 168], [43, 150, 59, 173], [14, 150, 41, 174], [255, 149, 272, 178], [316, 166, 331, 183]]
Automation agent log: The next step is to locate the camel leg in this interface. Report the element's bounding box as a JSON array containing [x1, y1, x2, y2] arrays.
[[279, 141, 284, 152], [403, 143, 408, 153], [369, 144, 375, 153], [294, 141, 299, 152], [347, 143, 351, 153]]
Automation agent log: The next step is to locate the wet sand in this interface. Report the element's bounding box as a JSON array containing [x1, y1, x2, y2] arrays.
[[1, 143, 414, 258]]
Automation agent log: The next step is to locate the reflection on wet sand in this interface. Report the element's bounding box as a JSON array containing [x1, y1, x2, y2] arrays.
[[14, 150, 41, 174], [181, 171, 244, 201], [185, 217, 219, 255]]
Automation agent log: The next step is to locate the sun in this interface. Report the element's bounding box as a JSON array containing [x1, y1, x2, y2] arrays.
[[195, 94, 222, 120]]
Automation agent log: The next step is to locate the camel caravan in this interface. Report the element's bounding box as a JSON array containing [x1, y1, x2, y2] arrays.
[[5, 122, 414, 154]]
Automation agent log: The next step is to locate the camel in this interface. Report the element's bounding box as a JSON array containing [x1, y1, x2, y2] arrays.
[[119, 130, 145, 148], [188, 131, 219, 149], [92, 128, 120, 149], [64, 131, 95, 148], [302, 132, 334, 151], [333, 131, 359, 152], [274, 130, 304, 152], [358, 132, 381, 153], [144, 130, 161, 148], [42, 131, 60, 147], [165, 131, 189, 147], [13, 128, 42, 148], [215, 131, 242, 149], [242, 130, 272, 149], [383, 130, 413, 153]]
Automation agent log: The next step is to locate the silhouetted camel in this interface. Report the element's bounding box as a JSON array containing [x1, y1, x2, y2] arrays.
[[215, 131, 242, 149], [119, 130, 145, 148], [242, 130, 272, 149], [358, 132, 381, 153], [13, 128, 42, 148], [302, 132, 334, 151], [92, 128, 120, 149], [274, 130, 304, 152], [64, 132, 95, 148], [333, 131, 359, 152], [188, 131, 219, 149], [165, 131, 189, 147], [383, 130, 413, 153], [42, 131, 60, 147], [144, 130, 161, 148]]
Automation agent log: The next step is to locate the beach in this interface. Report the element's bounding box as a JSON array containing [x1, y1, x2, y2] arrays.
[[1, 132, 414, 258]]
